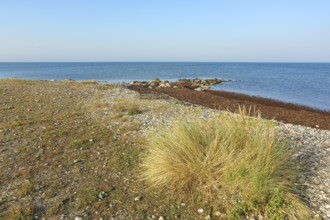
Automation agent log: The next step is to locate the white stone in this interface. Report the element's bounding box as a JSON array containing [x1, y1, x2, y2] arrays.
[[214, 211, 221, 216], [194, 87, 204, 92], [197, 208, 204, 213]]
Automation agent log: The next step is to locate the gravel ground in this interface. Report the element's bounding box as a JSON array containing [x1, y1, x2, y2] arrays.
[[277, 124, 330, 219], [110, 87, 330, 219], [1, 80, 329, 219]]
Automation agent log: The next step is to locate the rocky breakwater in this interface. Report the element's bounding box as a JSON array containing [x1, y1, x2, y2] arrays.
[[128, 78, 227, 91]]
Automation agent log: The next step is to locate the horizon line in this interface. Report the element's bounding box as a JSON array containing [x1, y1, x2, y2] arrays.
[[1, 61, 330, 63]]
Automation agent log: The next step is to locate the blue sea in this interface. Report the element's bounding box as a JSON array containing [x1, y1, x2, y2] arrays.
[[0, 62, 329, 111]]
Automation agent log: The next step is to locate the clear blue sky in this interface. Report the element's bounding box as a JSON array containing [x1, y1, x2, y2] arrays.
[[0, 0, 329, 62]]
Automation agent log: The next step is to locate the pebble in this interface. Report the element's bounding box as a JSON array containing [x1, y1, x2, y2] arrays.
[[74, 217, 83, 220], [214, 211, 221, 217], [98, 191, 108, 199], [197, 208, 204, 213], [134, 196, 141, 201], [113, 133, 120, 141], [194, 87, 205, 92]]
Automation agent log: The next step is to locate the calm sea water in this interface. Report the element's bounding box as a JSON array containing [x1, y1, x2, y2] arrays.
[[0, 62, 329, 111]]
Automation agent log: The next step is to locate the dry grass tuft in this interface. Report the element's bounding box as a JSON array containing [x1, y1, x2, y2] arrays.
[[5, 203, 33, 220], [16, 180, 34, 197], [141, 107, 309, 219], [77, 80, 98, 84], [2, 78, 36, 84], [111, 98, 142, 116]]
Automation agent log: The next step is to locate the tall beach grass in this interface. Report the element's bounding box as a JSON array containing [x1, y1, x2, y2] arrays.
[[140, 108, 309, 219]]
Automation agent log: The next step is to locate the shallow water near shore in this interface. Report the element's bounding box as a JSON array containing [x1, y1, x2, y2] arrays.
[[0, 62, 329, 110]]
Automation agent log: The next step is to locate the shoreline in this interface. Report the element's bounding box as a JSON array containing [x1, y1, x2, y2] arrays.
[[128, 83, 330, 130], [3, 77, 330, 130], [3, 75, 329, 112]]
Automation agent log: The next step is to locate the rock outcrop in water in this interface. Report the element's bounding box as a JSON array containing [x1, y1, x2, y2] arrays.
[[128, 78, 227, 91]]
